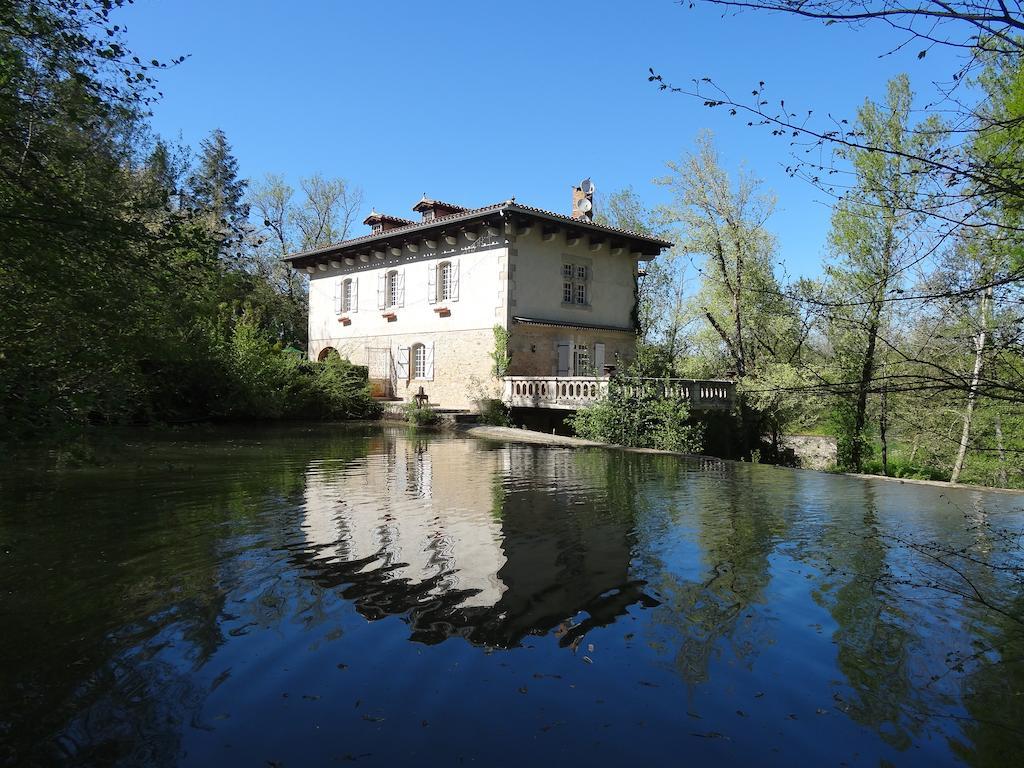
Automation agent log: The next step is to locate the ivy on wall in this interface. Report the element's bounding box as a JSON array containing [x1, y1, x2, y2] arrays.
[[491, 325, 512, 377]]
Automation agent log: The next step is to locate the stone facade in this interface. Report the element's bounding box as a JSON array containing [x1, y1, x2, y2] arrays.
[[315, 327, 499, 410], [506, 323, 637, 376]]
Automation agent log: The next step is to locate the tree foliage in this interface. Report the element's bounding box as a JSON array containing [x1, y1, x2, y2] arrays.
[[0, 0, 370, 436], [569, 346, 705, 453]]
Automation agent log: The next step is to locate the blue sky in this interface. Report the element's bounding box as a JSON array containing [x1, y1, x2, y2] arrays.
[[118, 0, 966, 278]]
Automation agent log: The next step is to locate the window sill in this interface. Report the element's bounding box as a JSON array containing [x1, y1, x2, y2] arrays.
[[560, 302, 593, 311]]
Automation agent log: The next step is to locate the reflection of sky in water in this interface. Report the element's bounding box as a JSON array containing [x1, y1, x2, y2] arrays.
[[1, 425, 1022, 767]]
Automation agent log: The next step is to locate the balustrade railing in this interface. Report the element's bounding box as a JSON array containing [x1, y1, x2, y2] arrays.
[[501, 376, 735, 411]]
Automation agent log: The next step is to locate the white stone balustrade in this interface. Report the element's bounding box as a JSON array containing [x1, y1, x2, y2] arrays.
[[502, 377, 735, 411]]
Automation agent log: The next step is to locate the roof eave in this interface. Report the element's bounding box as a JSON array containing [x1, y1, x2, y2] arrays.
[[503, 203, 672, 255], [282, 205, 506, 266], [283, 202, 672, 267]]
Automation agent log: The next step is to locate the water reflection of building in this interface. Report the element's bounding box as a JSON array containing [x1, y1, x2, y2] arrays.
[[298, 434, 655, 646], [301, 435, 507, 611]]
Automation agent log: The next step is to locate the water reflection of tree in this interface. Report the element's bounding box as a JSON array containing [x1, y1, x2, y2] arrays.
[[813, 485, 1024, 759], [953, 593, 1024, 767], [636, 461, 794, 685], [813, 486, 918, 751], [0, 425, 372, 766], [878, 497, 1024, 765]]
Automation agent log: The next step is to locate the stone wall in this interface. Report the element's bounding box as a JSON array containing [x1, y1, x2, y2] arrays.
[[317, 328, 499, 410]]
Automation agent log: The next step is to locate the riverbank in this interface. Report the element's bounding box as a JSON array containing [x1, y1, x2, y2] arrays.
[[460, 424, 1024, 496]]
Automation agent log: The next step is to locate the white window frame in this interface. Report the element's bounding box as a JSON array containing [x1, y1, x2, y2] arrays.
[[407, 341, 434, 381], [439, 261, 452, 302], [411, 343, 427, 380], [574, 344, 591, 376], [428, 260, 458, 305], [341, 278, 353, 313], [386, 270, 398, 308]]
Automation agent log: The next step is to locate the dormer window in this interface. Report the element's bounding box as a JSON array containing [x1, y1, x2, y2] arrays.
[[412, 196, 467, 222], [364, 210, 414, 234]]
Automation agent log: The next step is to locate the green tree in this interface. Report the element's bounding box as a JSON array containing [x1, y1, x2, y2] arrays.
[[188, 128, 249, 261], [656, 132, 808, 453], [292, 173, 363, 250], [823, 75, 942, 472], [597, 187, 690, 354]]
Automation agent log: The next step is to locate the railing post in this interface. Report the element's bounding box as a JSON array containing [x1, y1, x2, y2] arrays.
[[689, 381, 701, 409]]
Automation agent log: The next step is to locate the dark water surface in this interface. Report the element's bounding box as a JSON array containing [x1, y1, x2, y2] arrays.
[[2, 424, 1023, 766]]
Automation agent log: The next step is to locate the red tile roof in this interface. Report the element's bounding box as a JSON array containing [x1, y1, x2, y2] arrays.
[[363, 211, 416, 226], [284, 199, 672, 266], [412, 196, 467, 213]]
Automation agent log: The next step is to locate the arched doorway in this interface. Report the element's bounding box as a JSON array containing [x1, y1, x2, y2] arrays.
[[317, 347, 339, 362]]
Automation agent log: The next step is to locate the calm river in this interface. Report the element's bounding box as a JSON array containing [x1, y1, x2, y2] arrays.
[[2, 424, 1022, 766]]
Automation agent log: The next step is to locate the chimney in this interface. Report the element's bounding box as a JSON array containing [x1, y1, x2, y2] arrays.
[[571, 178, 594, 221]]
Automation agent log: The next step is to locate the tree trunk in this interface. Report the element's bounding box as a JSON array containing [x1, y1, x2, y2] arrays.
[[850, 310, 880, 472], [994, 413, 1007, 487], [950, 287, 991, 484], [879, 386, 889, 476], [849, 223, 893, 473]]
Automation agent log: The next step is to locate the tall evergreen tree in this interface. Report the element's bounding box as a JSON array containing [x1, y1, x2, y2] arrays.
[[188, 128, 249, 260]]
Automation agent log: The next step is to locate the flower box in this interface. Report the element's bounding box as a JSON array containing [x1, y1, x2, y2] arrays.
[[433, 307, 451, 317], [381, 312, 397, 322], [337, 316, 351, 325]]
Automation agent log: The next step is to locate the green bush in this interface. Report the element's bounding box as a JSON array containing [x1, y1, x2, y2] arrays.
[[477, 398, 512, 427], [569, 380, 704, 453], [210, 315, 381, 422], [403, 401, 439, 426], [568, 344, 703, 453], [308, 356, 381, 420]]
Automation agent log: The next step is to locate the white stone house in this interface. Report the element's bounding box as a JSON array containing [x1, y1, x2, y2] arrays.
[[285, 189, 672, 410]]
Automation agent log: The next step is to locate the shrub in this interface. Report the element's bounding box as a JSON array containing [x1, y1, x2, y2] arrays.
[[569, 379, 704, 453], [477, 398, 512, 427], [567, 344, 703, 453], [221, 315, 380, 421], [403, 401, 438, 426], [309, 356, 380, 420]]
